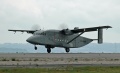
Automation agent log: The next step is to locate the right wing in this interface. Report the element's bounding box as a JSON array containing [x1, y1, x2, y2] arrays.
[[8, 29, 37, 34], [60, 26, 112, 35], [71, 26, 112, 33]]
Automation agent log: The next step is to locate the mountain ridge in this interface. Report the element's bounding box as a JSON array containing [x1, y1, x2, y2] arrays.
[[0, 43, 119, 53]]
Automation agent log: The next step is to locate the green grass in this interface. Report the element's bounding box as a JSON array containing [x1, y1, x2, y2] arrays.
[[0, 66, 120, 73]]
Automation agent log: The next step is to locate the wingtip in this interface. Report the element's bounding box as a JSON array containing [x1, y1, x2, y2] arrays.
[[107, 26, 112, 28], [8, 29, 12, 31], [103, 26, 112, 28]]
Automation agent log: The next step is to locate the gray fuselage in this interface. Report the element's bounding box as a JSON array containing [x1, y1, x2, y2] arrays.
[[26, 30, 93, 48]]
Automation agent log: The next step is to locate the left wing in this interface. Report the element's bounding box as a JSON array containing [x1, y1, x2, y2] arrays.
[[8, 29, 37, 34], [71, 26, 112, 33]]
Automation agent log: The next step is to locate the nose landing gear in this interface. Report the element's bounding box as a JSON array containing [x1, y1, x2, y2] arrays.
[[34, 46, 37, 50]]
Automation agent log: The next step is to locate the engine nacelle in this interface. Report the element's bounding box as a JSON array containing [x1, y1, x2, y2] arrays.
[[61, 29, 73, 35], [74, 27, 79, 30], [98, 29, 103, 44]]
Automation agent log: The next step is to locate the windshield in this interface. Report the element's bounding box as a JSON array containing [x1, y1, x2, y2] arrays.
[[33, 31, 46, 36]]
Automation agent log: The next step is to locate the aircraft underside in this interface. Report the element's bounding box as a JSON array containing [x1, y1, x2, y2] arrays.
[[27, 36, 93, 53]]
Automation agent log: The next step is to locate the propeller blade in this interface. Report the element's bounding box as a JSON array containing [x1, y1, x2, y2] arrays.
[[31, 24, 41, 30], [58, 23, 69, 30]]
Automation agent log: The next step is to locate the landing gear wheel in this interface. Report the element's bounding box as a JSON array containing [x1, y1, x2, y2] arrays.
[[47, 48, 51, 53], [65, 48, 70, 53], [35, 46, 37, 50]]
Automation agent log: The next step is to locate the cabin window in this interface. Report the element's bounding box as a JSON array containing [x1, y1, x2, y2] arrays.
[[54, 38, 69, 42]]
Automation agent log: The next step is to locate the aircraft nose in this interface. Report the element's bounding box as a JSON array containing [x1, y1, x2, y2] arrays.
[[26, 36, 34, 44]]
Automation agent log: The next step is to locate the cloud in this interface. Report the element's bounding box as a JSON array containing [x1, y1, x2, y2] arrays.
[[2, 0, 42, 16], [0, 0, 120, 43]]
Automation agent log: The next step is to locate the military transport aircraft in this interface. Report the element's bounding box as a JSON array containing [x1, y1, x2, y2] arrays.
[[8, 26, 112, 53]]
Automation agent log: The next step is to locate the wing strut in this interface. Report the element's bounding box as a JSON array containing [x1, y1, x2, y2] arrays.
[[67, 32, 84, 44]]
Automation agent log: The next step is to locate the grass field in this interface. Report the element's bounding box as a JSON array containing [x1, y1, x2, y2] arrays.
[[0, 66, 120, 73]]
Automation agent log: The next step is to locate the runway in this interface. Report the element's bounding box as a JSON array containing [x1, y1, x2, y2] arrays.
[[0, 53, 120, 68], [0, 64, 120, 68]]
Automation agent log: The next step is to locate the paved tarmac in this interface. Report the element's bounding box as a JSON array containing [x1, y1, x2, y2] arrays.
[[0, 53, 120, 68], [0, 53, 120, 58], [0, 64, 120, 68]]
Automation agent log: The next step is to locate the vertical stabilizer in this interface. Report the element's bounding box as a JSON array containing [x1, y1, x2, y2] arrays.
[[98, 29, 103, 44]]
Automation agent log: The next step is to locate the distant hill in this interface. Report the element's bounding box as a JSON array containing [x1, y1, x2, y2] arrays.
[[0, 43, 120, 53]]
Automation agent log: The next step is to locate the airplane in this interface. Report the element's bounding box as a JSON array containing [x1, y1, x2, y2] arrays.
[[8, 26, 112, 53]]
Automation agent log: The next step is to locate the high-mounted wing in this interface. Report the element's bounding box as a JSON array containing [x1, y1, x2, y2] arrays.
[[66, 26, 112, 44], [71, 26, 112, 33], [8, 29, 37, 34]]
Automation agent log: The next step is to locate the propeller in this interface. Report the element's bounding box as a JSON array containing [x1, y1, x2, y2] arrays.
[[59, 24, 74, 35], [58, 23, 69, 30], [31, 24, 41, 30]]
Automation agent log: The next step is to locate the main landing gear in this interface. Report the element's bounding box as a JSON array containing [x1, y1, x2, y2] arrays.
[[45, 45, 53, 53], [65, 48, 70, 53], [34, 45, 52, 53], [47, 48, 51, 53]]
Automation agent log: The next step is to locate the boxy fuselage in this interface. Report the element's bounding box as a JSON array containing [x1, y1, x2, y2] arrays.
[[26, 30, 93, 48]]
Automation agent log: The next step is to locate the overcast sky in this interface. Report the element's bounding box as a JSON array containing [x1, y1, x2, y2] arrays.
[[0, 0, 120, 43]]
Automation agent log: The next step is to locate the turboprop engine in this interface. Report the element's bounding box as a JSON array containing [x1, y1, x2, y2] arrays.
[[60, 29, 73, 35]]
